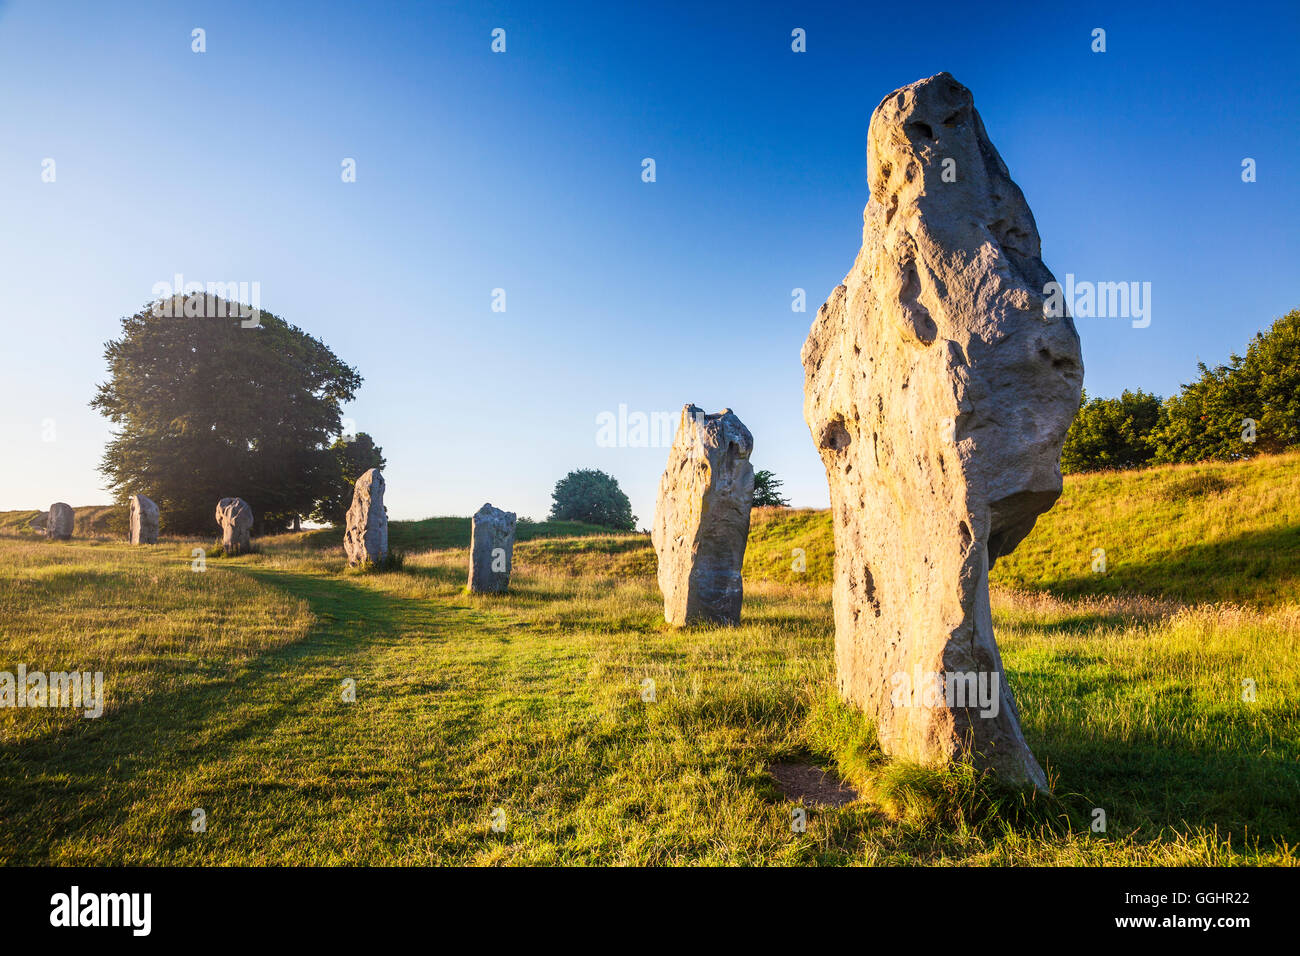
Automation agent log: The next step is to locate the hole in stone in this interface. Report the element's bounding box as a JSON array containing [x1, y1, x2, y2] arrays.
[[863, 565, 881, 617], [1039, 347, 1079, 372], [991, 218, 1032, 257], [900, 262, 937, 344], [959, 521, 972, 546], [820, 420, 851, 452], [908, 121, 935, 140]]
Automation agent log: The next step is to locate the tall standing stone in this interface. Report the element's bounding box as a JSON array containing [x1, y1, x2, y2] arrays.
[[468, 503, 516, 593], [801, 73, 1083, 788], [651, 405, 755, 626], [215, 497, 254, 555], [129, 494, 159, 545], [46, 503, 73, 540], [344, 468, 388, 566]]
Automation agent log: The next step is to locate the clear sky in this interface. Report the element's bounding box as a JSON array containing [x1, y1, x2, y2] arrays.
[[2, 0, 1297, 523]]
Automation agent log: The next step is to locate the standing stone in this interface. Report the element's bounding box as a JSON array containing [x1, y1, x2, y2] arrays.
[[343, 468, 388, 566], [651, 405, 755, 626], [801, 73, 1083, 788], [46, 503, 73, 540], [129, 494, 159, 545], [215, 497, 254, 554], [468, 503, 516, 593]]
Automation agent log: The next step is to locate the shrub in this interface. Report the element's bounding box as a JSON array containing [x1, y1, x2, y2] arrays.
[[1060, 389, 1163, 473], [1152, 308, 1300, 463]]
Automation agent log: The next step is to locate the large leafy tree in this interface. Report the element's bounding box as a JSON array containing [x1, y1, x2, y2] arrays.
[[312, 432, 387, 526], [549, 469, 636, 530], [1060, 389, 1164, 473], [91, 296, 361, 535]]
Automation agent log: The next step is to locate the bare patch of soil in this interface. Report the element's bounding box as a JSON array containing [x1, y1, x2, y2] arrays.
[[770, 762, 860, 807]]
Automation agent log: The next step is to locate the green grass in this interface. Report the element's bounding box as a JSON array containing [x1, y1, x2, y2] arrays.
[[0, 455, 1297, 865], [0, 505, 126, 539], [992, 452, 1300, 606], [302, 516, 629, 554]]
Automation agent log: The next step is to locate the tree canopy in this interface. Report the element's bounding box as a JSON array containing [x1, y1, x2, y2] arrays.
[[549, 469, 636, 530], [313, 432, 387, 526], [1060, 389, 1163, 474], [752, 468, 791, 507], [91, 296, 362, 534], [1152, 308, 1300, 464], [1061, 308, 1300, 472]]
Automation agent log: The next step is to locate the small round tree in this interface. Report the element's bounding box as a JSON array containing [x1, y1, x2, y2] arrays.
[[549, 469, 635, 530]]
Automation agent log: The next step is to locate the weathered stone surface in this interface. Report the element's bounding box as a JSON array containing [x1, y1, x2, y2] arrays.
[[215, 497, 253, 554], [129, 494, 159, 545], [651, 405, 755, 626], [344, 468, 388, 566], [801, 73, 1083, 788], [46, 503, 73, 540], [468, 503, 516, 593]]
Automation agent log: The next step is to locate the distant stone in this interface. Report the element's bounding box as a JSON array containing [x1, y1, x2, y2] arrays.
[[29, 512, 47, 532], [800, 73, 1083, 788], [468, 503, 516, 593], [651, 405, 755, 625], [46, 503, 73, 540], [344, 468, 388, 566], [215, 497, 254, 554], [129, 494, 159, 545]]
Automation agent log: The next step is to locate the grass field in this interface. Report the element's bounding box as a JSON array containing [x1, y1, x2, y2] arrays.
[[0, 454, 1297, 865]]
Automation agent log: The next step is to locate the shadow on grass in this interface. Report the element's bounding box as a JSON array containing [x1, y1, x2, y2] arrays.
[[0, 567, 505, 860], [1032, 736, 1300, 847], [801, 685, 1299, 849], [1029, 525, 1300, 606], [398, 561, 468, 589], [1011, 609, 1166, 637]]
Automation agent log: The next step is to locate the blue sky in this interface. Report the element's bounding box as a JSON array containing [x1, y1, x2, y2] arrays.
[[2, 0, 1297, 523]]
